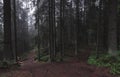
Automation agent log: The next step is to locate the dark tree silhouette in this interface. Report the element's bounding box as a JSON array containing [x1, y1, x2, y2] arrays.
[[3, 0, 13, 59]]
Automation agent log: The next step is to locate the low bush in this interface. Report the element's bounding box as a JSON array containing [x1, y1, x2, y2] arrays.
[[87, 54, 120, 75]]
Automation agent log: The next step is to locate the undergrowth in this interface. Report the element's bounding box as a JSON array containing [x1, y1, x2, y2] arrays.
[[88, 53, 120, 75], [0, 59, 20, 69]]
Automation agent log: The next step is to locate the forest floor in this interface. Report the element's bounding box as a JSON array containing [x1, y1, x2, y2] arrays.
[[0, 50, 116, 77]]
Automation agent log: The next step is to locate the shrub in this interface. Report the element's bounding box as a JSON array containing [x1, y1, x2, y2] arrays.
[[87, 54, 120, 75]]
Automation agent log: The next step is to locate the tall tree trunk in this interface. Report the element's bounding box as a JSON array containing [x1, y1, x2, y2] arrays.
[[75, 0, 79, 56], [53, 0, 56, 59], [108, 0, 118, 56], [3, 0, 13, 59], [37, 0, 41, 61], [96, 0, 104, 57], [13, 0, 18, 62], [103, 0, 109, 52], [117, 1, 120, 50], [49, 0, 55, 62], [60, 0, 65, 61]]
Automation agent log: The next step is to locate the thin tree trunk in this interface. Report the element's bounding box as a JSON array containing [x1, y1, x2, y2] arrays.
[[96, 0, 104, 57], [75, 0, 79, 56], [53, 0, 56, 59], [13, 0, 18, 63], [103, 0, 109, 52], [108, 0, 118, 56], [49, 0, 55, 62], [37, 0, 41, 61], [60, 0, 65, 61]]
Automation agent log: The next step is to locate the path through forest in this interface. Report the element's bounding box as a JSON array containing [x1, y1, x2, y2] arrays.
[[0, 50, 114, 77]]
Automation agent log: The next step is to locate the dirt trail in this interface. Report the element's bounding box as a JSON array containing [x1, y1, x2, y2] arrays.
[[0, 50, 114, 77]]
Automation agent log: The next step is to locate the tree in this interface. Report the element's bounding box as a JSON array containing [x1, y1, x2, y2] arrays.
[[96, 0, 104, 56], [108, 0, 118, 56], [13, 0, 18, 62], [60, 0, 65, 61], [3, 0, 13, 59], [49, 0, 56, 61], [75, 0, 80, 56], [0, 0, 3, 60], [102, 0, 109, 52], [36, 0, 41, 61]]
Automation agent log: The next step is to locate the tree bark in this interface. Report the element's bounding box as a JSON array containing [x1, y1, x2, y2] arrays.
[[60, 0, 65, 61], [3, 0, 13, 59], [49, 0, 56, 62], [37, 0, 41, 61], [108, 0, 118, 56], [75, 0, 79, 56]]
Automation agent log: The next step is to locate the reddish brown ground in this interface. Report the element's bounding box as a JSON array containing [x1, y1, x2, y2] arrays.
[[0, 50, 116, 77]]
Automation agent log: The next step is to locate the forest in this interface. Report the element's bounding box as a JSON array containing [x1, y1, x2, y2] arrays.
[[0, 0, 120, 77]]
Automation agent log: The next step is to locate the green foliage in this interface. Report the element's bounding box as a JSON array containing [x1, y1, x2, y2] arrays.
[[35, 49, 64, 62], [87, 55, 98, 65], [87, 54, 120, 75], [0, 59, 20, 69], [35, 48, 49, 62], [34, 55, 50, 62], [1, 61, 9, 68], [110, 63, 120, 75], [0, 59, 11, 68], [0, 74, 6, 77], [39, 55, 50, 62]]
